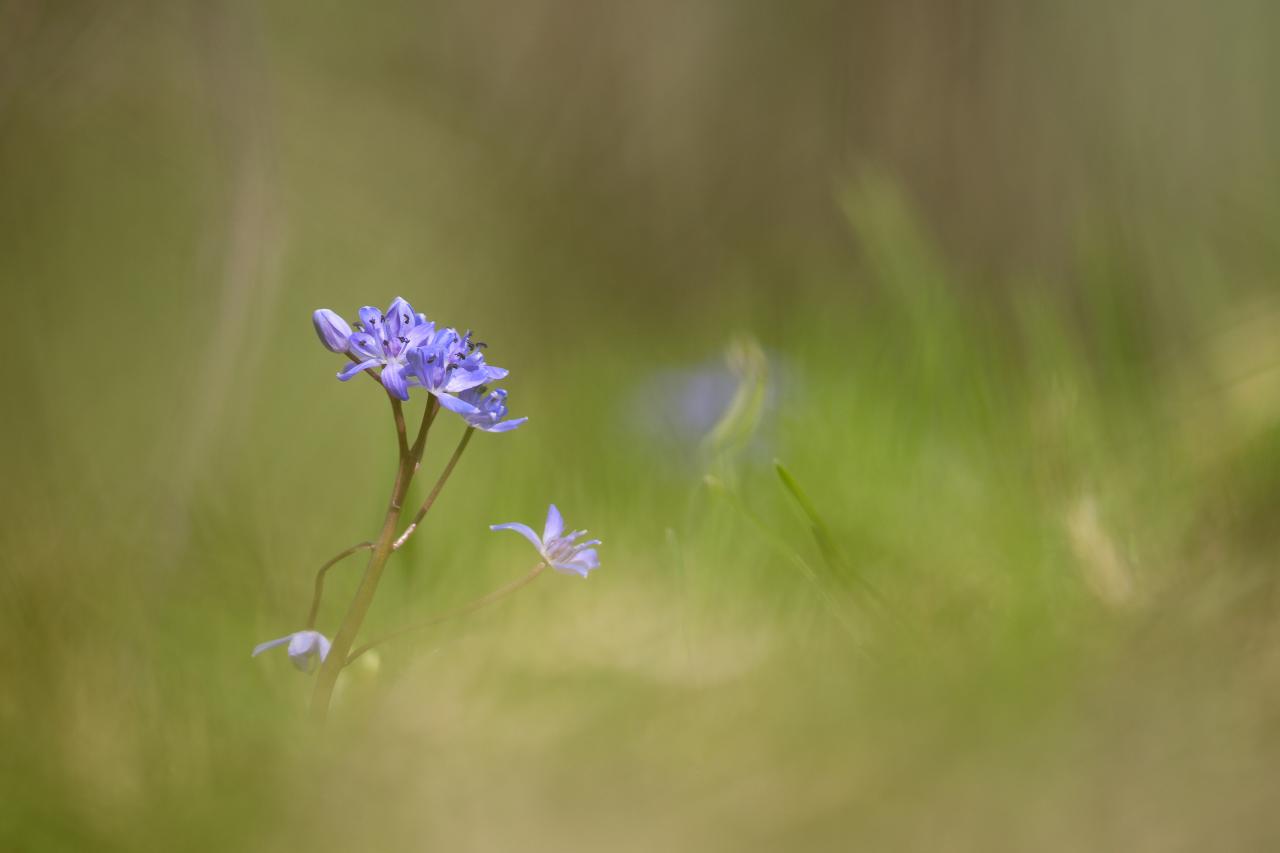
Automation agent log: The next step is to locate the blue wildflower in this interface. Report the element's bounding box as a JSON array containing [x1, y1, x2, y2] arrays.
[[406, 327, 508, 415], [456, 385, 527, 433], [491, 504, 601, 578], [252, 630, 332, 673], [334, 296, 437, 400]]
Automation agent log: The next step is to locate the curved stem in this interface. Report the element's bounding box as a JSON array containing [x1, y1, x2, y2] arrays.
[[346, 563, 546, 665], [309, 394, 431, 723], [302, 398, 434, 632], [392, 427, 475, 551], [390, 397, 410, 458], [411, 398, 439, 467], [305, 541, 374, 630]]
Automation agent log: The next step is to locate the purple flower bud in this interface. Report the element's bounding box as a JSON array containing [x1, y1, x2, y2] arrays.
[[312, 309, 352, 353]]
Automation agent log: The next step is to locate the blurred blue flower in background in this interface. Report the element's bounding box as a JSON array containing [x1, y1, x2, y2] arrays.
[[252, 630, 332, 674], [491, 504, 601, 578], [627, 336, 782, 470]]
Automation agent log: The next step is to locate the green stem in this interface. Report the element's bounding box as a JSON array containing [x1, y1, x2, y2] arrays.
[[412, 398, 439, 467], [345, 563, 546, 665], [392, 427, 474, 551], [309, 396, 431, 722], [305, 541, 374, 630]]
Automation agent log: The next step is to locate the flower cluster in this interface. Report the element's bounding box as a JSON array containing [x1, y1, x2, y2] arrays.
[[255, 297, 598, 687], [312, 296, 525, 431]]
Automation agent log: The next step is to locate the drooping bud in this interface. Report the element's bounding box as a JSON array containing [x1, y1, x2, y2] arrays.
[[286, 631, 331, 673], [312, 309, 352, 353], [252, 629, 332, 674]]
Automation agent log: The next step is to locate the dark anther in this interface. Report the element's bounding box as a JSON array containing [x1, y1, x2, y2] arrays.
[[398, 336, 409, 344], [401, 314, 409, 324]]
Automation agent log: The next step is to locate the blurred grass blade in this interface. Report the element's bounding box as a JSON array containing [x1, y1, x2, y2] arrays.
[[703, 336, 769, 483], [774, 459, 881, 602], [703, 475, 859, 638]]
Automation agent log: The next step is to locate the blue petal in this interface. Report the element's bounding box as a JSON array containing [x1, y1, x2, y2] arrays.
[[381, 362, 410, 400], [435, 391, 481, 415], [404, 321, 436, 348], [550, 560, 592, 578], [544, 504, 564, 541], [444, 368, 491, 394], [386, 297, 415, 339], [490, 522, 542, 551], [553, 549, 599, 577], [252, 634, 294, 657], [358, 306, 386, 349], [484, 417, 527, 433], [338, 359, 379, 381], [348, 332, 382, 360]]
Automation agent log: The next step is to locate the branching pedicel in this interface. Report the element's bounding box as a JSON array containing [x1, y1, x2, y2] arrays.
[[254, 297, 601, 722]]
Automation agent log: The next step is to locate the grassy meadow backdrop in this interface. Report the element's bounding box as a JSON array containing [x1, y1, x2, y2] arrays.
[[3, 2, 1280, 850]]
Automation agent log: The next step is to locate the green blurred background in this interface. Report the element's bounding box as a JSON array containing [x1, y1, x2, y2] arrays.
[[4, 1, 1280, 849]]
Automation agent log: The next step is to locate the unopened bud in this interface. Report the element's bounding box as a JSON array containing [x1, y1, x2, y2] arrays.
[[313, 309, 352, 353]]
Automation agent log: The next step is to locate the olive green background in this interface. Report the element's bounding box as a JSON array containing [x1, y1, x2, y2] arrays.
[[3, 2, 1280, 850]]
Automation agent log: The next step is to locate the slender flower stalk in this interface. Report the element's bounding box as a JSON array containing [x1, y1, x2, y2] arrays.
[[305, 541, 374, 630], [393, 427, 475, 551], [309, 397, 431, 721], [346, 562, 547, 665], [411, 398, 440, 472]]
